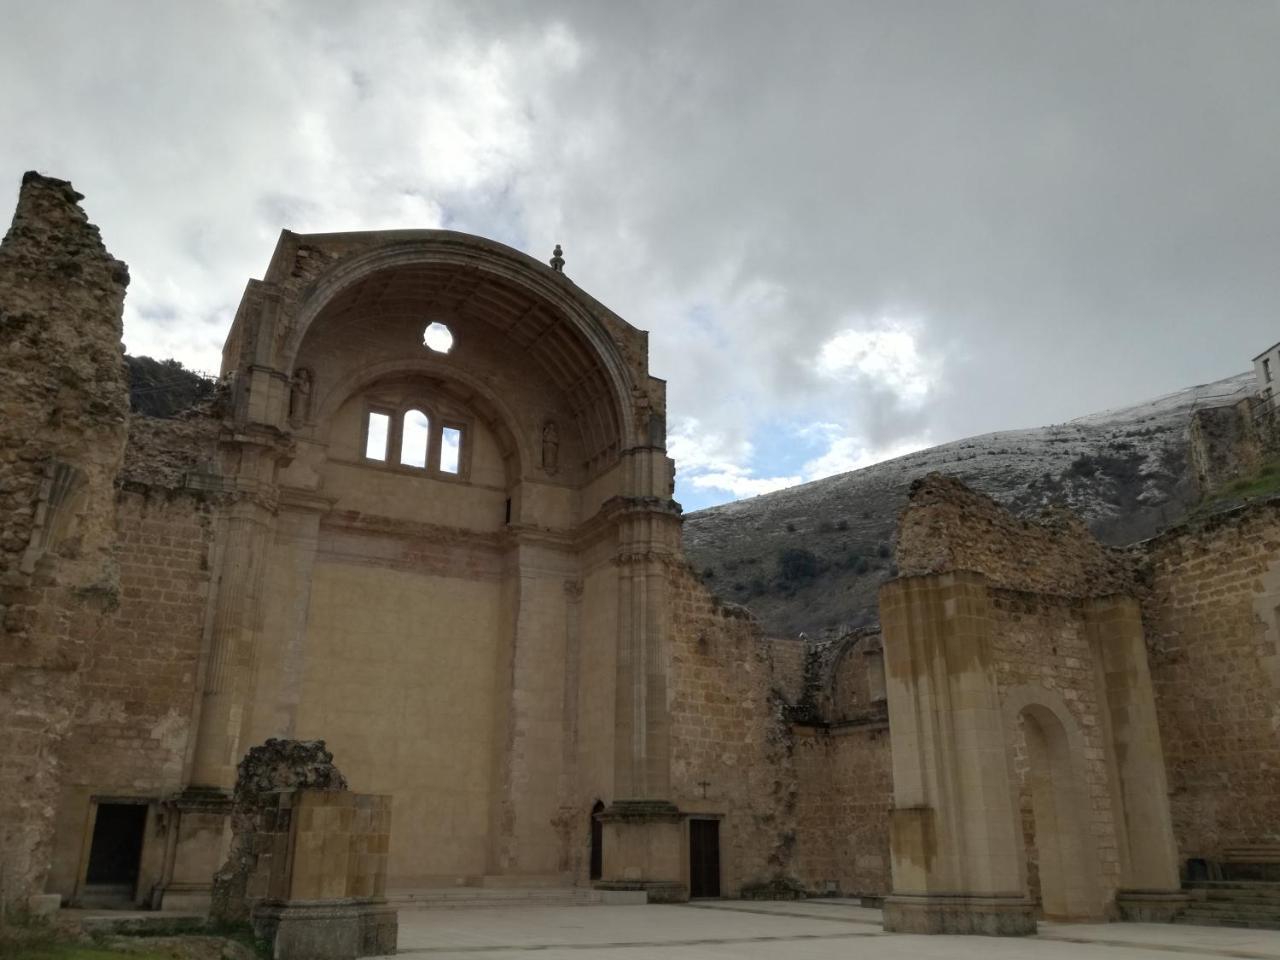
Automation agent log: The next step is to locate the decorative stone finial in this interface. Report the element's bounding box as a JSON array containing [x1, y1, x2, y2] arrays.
[[550, 243, 565, 272]]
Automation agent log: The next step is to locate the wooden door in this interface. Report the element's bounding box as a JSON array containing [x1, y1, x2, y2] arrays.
[[689, 818, 721, 898], [590, 801, 604, 880]]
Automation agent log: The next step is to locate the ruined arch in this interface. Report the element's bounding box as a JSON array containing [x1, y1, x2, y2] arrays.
[[278, 235, 638, 472], [825, 628, 886, 723], [314, 357, 530, 488], [1002, 686, 1105, 921]]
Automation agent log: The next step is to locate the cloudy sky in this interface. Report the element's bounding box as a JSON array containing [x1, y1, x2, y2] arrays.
[[3, 1, 1277, 510]]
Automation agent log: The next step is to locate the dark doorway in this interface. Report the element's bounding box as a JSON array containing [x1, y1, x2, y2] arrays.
[[85, 802, 148, 896], [689, 818, 721, 898], [589, 800, 604, 881]]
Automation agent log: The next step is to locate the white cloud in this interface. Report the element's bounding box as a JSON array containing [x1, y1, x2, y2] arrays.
[[800, 428, 931, 480], [3, 2, 1276, 514], [815, 324, 932, 405], [671, 416, 930, 505]]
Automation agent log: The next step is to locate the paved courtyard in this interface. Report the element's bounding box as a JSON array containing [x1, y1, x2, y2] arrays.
[[384, 900, 1280, 959]]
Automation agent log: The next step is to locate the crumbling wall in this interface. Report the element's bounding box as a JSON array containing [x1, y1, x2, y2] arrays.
[[211, 739, 349, 924], [667, 563, 806, 895], [895, 473, 1133, 595], [1187, 399, 1280, 500], [988, 590, 1122, 904], [42, 484, 219, 898], [668, 561, 895, 898], [890, 475, 1135, 913], [121, 409, 221, 490], [0, 172, 130, 907], [789, 627, 892, 898], [1140, 498, 1280, 865], [791, 723, 892, 897]]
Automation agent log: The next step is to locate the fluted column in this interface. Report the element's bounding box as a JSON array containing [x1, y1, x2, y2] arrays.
[[189, 500, 275, 789], [187, 421, 290, 790], [598, 481, 685, 901]]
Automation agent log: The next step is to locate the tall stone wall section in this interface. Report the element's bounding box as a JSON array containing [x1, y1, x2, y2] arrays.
[[1188, 399, 1280, 499], [0, 173, 131, 907], [891, 475, 1134, 913], [668, 561, 895, 897], [896, 474, 1132, 595], [988, 590, 1121, 902], [42, 484, 218, 897], [1140, 499, 1280, 863], [792, 725, 892, 897], [667, 563, 806, 895]]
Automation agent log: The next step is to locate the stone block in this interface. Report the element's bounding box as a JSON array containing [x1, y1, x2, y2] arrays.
[[1114, 890, 1190, 923], [597, 888, 647, 905], [26, 893, 60, 916], [882, 893, 1037, 936], [252, 898, 396, 960]]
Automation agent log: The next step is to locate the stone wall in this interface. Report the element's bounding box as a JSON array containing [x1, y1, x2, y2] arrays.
[[792, 724, 892, 897], [885, 474, 1174, 922], [1140, 498, 1280, 865], [0, 173, 131, 908], [667, 562, 804, 895], [896, 473, 1132, 596], [668, 561, 896, 898], [988, 589, 1121, 903], [43, 485, 217, 898], [1188, 398, 1280, 499]]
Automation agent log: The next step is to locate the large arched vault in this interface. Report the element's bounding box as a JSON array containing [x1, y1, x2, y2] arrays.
[[191, 228, 683, 891]]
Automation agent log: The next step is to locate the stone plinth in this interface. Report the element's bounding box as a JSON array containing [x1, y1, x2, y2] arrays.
[[157, 787, 232, 913], [1115, 890, 1191, 923], [245, 790, 396, 960], [597, 800, 687, 903], [883, 893, 1037, 936]]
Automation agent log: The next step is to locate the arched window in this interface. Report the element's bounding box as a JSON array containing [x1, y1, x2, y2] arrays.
[[361, 403, 468, 479], [440, 426, 462, 474], [365, 410, 391, 461], [400, 409, 430, 468]]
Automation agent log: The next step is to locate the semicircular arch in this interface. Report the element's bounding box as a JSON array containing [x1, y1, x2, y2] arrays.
[[279, 237, 638, 459], [315, 356, 530, 488]]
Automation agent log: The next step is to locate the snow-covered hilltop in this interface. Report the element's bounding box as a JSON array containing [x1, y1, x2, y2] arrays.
[[681, 371, 1254, 639]]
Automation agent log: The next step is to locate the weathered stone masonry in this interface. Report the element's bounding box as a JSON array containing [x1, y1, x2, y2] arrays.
[[0, 173, 131, 907], [1141, 500, 1280, 867], [3, 171, 1278, 933]]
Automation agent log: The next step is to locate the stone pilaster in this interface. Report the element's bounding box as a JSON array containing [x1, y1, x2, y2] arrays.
[[880, 572, 1035, 935], [1086, 596, 1186, 919]]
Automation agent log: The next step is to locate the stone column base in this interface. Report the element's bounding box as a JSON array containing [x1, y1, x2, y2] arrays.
[[595, 880, 686, 904], [883, 893, 1037, 936], [252, 898, 397, 960], [155, 787, 232, 914], [1115, 890, 1191, 923], [598, 800, 688, 903]]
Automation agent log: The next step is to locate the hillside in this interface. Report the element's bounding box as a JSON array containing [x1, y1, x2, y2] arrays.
[[681, 371, 1254, 639]]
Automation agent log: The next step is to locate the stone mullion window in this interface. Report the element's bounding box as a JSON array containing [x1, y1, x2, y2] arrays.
[[360, 401, 469, 480], [362, 405, 395, 462]]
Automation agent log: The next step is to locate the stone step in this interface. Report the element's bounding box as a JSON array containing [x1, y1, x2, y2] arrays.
[[1185, 880, 1280, 896], [75, 912, 207, 936], [388, 887, 602, 910], [1196, 894, 1280, 908], [1174, 913, 1280, 931], [476, 874, 569, 889], [1183, 900, 1280, 916]]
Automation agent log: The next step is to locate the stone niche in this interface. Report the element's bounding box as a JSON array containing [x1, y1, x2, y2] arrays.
[[243, 790, 396, 960]]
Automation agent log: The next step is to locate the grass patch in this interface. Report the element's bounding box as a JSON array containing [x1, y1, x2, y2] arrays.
[[1188, 460, 1280, 520], [5, 946, 176, 960]]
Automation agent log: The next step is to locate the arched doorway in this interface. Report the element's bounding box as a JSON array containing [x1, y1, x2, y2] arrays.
[[589, 801, 604, 881], [1019, 704, 1101, 920]]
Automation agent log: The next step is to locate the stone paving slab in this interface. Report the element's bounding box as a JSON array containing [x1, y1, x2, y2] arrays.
[[383, 902, 1280, 959]]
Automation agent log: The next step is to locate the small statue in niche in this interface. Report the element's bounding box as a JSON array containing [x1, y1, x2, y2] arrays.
[[289, 367, 313, 425], [542, 420, 559, 475]]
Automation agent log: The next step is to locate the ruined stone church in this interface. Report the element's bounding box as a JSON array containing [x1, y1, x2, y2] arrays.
[[2, 172, 1278, 938]]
